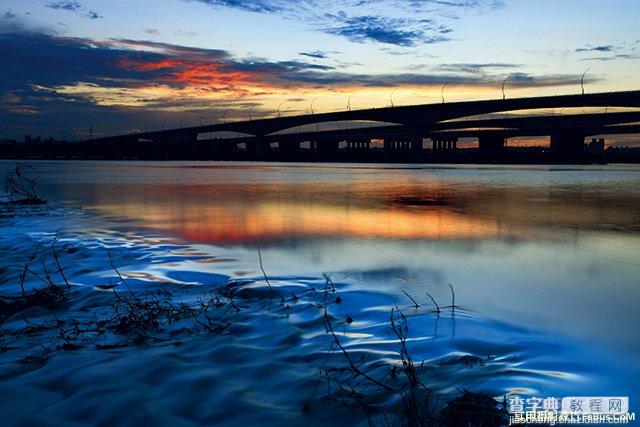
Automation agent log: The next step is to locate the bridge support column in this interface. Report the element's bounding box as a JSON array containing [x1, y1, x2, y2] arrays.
[[478, 135, 505, 161], [280, 141, 301, 151], [407, 126, 424, 155], [208, 139, 236, 159], [432, 139, 442, 153], [151, 132, 197, 159], [246, 135, 268, 160], [316, 140, 339, 155], [346, 139, 370, 151], [280, 141, 301, 159], [550, 133, 587, 163], [410, 130, 423, 154], [383, 139, 393, 154], [431, 137, 457, 160]]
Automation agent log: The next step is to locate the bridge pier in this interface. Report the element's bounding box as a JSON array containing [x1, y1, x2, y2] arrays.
[[279, 141, 299, 151], [410, 128, 424, 154], [478, 135, 505, 161], [431, 137, 457, 159], [381, 136, 423, 160], [151, 132, 199, 159], [383, 139, 401, 157], [246, 135, 268, 159], [217, 139, 239, 158], [396, 141, 409, 152], [346, 139, 370, 150], [279, 140, 301, 157], [550, 133, 586, 163], [315, 140, 339, 158]]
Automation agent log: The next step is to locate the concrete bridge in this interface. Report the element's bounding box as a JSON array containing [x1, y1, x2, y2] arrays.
[[182, 110, 639, 161], [58, 90, 640, 162]]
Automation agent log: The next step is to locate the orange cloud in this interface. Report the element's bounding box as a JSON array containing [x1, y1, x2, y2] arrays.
[[116, 57, 278, 96]]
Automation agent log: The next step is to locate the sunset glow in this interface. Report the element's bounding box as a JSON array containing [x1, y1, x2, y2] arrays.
[[1, 1, 639, 143]]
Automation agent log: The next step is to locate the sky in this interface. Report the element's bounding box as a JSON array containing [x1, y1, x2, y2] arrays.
[[0, 0, 639, 141]]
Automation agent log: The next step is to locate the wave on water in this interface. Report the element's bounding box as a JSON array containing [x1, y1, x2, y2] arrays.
[[0, 203, 595, 426]]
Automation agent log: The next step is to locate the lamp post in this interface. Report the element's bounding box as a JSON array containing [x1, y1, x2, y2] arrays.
[[310, 98, 318, 115], [580, 68, 590, 95], [347, 93, 354, 111], [502, 75, 510, 100], [277, 101, 285, 118], [441, 82, 449, 104]]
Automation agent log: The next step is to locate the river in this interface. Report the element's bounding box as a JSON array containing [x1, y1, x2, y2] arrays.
[[1, 161, 639, 425]]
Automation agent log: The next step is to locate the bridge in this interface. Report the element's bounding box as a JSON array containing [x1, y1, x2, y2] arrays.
[[5, 90, 640, 163]]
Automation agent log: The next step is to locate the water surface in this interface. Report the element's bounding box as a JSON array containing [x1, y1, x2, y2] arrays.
[[1, 161, 639, 425]]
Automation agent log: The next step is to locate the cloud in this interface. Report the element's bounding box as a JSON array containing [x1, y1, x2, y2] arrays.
[[86, 10, 103, 19], [0, 26, 596, 139], [276, 69, 583, 89], [4, 9, 16, 19], [575, 44, 614, 53], [580, 53, 640, 62], [575, 41, 640, 62], [0, 28, 339, 118], [325, 15, 448, 46], [46, 1, 84, 12], [0, 26, 590, 94], [186, 0, 284, 13], [186, 0, 501, 46], [434, 62, 522, 74], [46, 1, 103, 19], [299, 50, 329, 59]]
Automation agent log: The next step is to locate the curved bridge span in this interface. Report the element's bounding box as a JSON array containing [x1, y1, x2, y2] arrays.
[[36, 89, 637, 163], [93, 90, 640, 141]]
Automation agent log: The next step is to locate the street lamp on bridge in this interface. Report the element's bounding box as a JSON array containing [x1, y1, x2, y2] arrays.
[[277, 101, 286, 118], [389, 89, 397, 107], [581, 68, 590, 95], [310, 98, 318, 115], [502, 75, 511, 100], [441, 82, 449, 104]]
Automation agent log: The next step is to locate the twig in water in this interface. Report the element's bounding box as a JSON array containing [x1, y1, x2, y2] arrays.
[[3, 163, 46, 205], [257, 250, 272, 294], [426, 292, 440, 314], [322, 277, 395, 392], [389, 307, 438, 426], [402, 290, 420, 309], [19, 243, 42, 297], [51, 234, 71, 288], [108, 251, 140, 302], [323, 273, 335, 292], [258, 250, 283, 302], [448, 283, 456, 316]]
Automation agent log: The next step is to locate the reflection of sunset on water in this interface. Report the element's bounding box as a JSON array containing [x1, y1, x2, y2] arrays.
[[91, 201, 508, 243], [81, 173, 640, 245]]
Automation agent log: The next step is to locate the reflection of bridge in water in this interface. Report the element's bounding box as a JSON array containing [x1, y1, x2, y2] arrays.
[[9, 90, 640, 163]]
